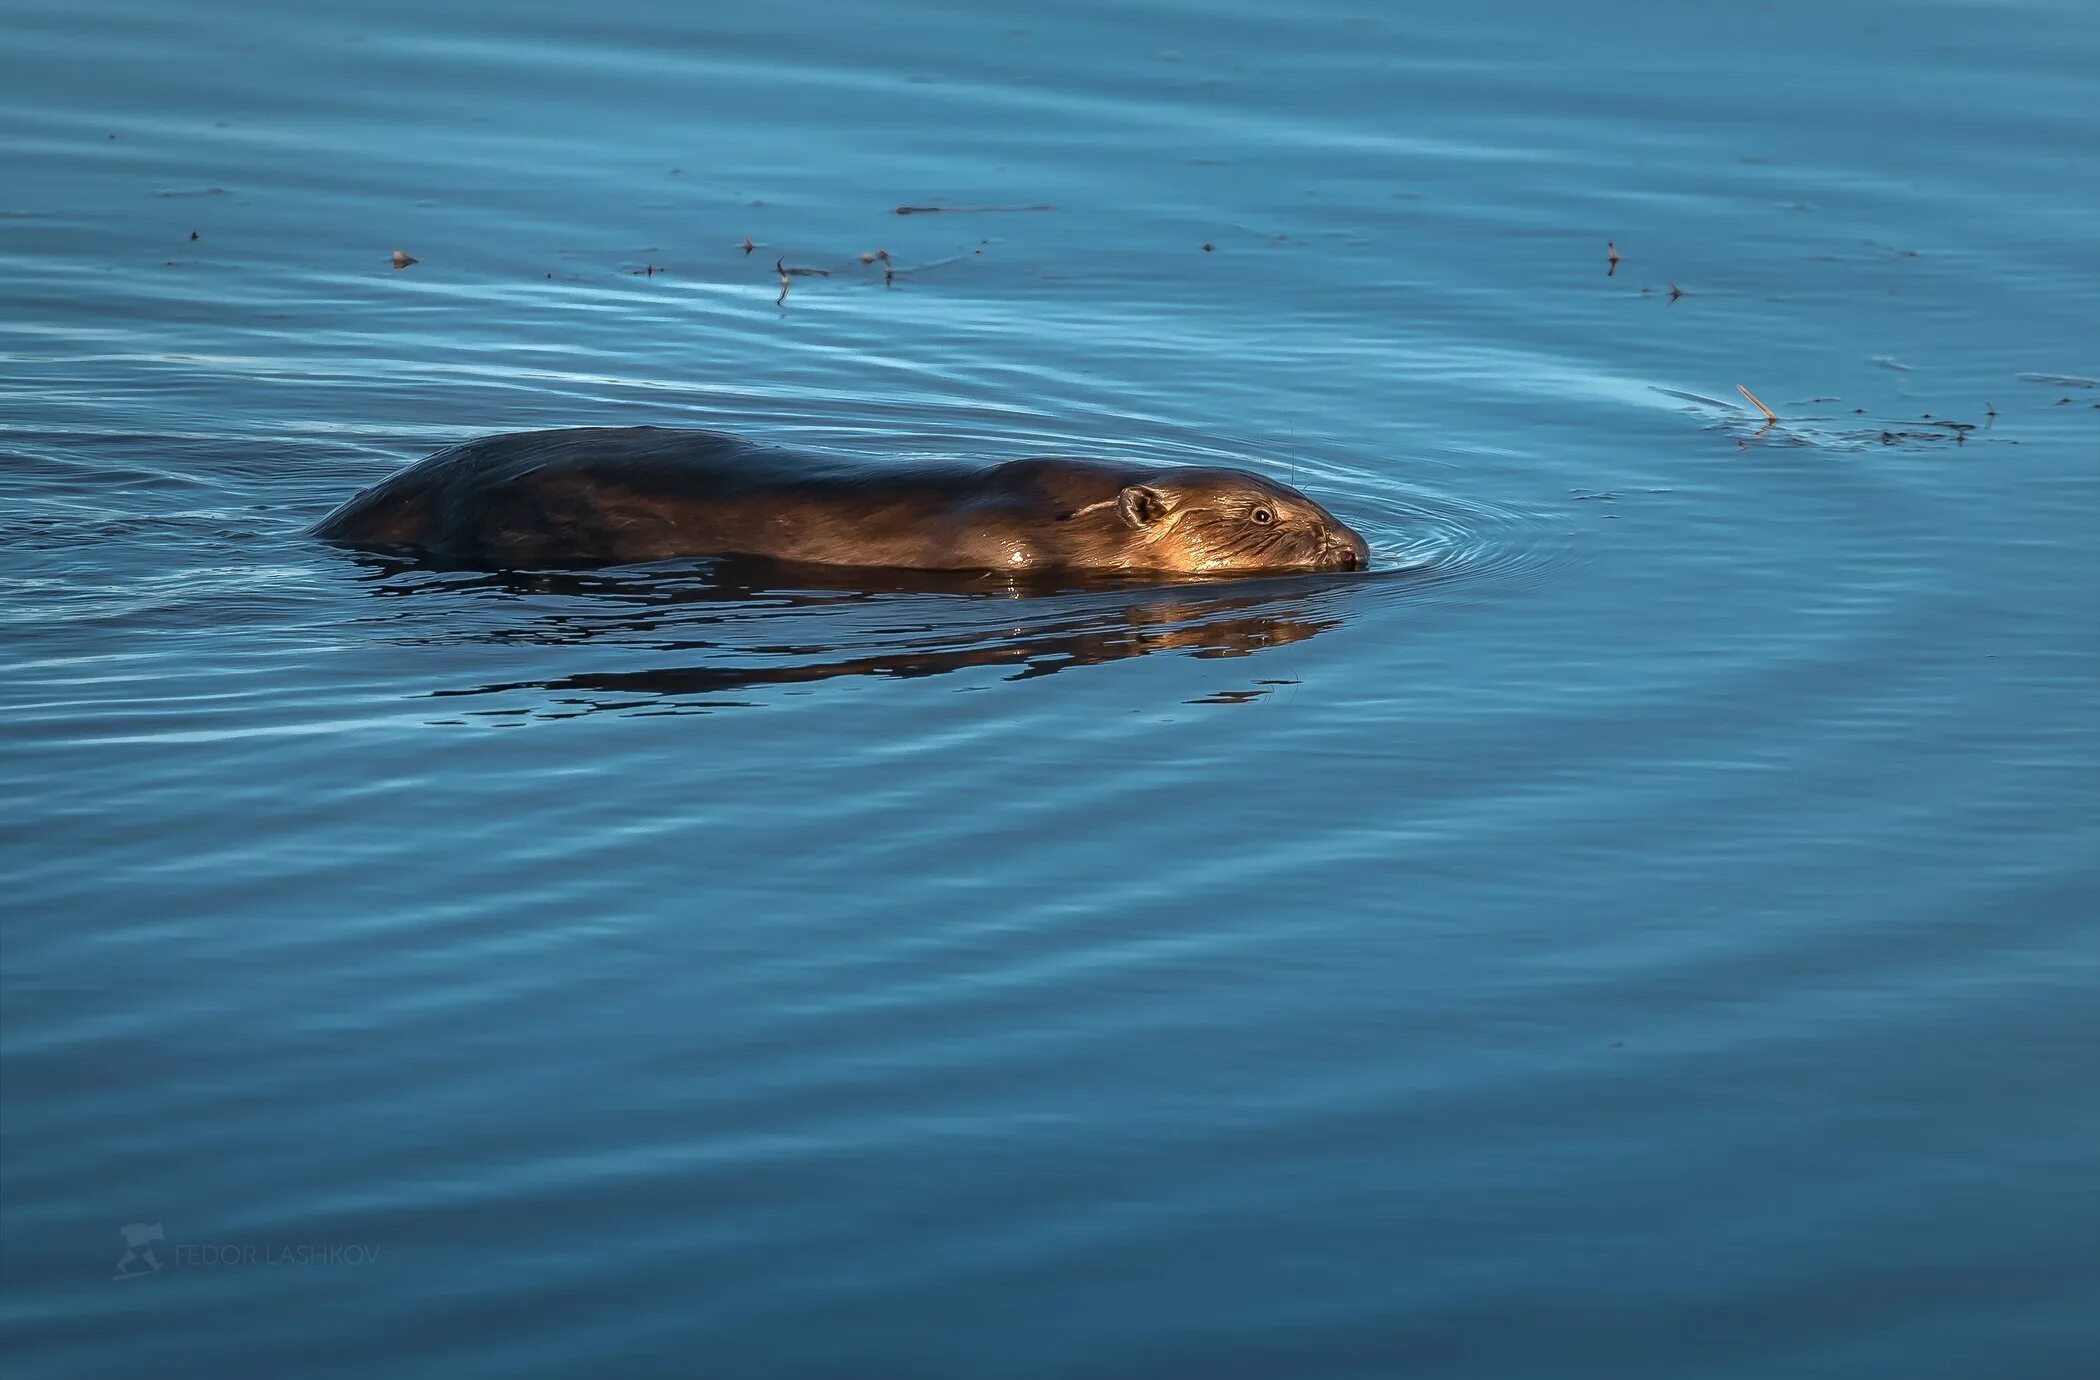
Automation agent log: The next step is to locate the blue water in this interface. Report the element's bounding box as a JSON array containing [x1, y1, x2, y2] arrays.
[[4, 0, 2097, 1374]]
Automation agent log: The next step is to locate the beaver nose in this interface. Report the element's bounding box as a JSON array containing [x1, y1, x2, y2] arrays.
[[1322, 527, 1370, 571]]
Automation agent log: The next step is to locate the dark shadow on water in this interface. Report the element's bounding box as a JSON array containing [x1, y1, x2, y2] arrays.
[[337, 550, 1382, 717]]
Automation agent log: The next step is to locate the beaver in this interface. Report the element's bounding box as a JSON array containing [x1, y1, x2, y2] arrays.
[[311, 427, 1371, 576]]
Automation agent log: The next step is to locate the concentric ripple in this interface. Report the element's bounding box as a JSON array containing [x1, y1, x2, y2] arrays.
[[296, 415, 1579, 718]]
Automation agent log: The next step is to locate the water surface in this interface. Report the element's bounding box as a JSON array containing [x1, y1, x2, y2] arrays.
[[3, 0, 2097, 1375]]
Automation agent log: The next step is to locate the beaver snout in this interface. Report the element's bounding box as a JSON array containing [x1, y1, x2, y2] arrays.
[[1318, 526, 1371, 572]]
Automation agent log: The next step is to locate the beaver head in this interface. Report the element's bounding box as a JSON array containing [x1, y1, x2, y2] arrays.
[[1063, 467, 1370, 575]]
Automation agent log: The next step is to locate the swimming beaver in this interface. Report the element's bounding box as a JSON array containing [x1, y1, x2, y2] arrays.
[[311, 427, 1371, 576]]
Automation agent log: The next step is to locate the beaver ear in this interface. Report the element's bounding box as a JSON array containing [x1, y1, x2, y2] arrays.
[[1116, 484, 1170, 529]]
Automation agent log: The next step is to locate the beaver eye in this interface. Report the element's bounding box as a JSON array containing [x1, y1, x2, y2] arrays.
[[1250, 506, 1274, 526]]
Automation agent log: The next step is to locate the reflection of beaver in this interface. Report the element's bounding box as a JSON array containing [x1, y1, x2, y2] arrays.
[[429, 584, 1341, 711], [313, 427, 1370, 576]]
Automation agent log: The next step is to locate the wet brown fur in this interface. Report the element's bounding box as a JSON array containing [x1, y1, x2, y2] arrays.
[[311, 427, 1370, 575]]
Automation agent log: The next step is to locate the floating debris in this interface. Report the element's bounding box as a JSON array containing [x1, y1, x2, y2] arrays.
[[1653, 387, 1741, 411], [893, 203, 1053, 215], [390, 249, 417, 270], [1187, 688, 1272, 706], [1736, 384, 1778, 424], [858, 248, 895, 284], [773, 256, 830, 305], [767, 243, 987, 302], [1657, 386, 1983, 451]]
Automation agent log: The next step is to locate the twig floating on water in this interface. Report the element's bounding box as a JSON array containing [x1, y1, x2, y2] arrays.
[[1652, 386, 1740, 411], [1736, 384, 1778, 424], [892, 203, 1053, 215]]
